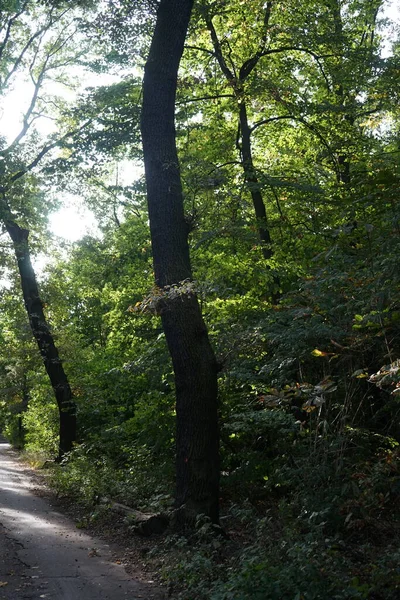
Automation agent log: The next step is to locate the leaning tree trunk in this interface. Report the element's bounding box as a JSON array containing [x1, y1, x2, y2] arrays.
[[141, 0, 220, 525], [5, 219, 76, 460]]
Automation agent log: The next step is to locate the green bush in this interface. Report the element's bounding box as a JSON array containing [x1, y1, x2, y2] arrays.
[[50, 445, 120, 507], [22, 389, 58, 458]]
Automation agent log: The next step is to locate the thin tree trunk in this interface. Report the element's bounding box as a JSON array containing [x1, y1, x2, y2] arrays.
[[204, 9, 279, 300], [239, 102, 280, 301], [141, 0, 220, 525], [4, 218, 76, 460], [332, 1, 352, 186], [239, 102, 273, 260]]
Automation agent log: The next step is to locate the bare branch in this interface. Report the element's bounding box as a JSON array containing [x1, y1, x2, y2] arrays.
[[185, 44, 215, 57], [176, 93, 234, 105], [3, 70, 46, 153], [250, 115, 295, 133], [5, 119, 93, 187], [206, 160, 241, 173]]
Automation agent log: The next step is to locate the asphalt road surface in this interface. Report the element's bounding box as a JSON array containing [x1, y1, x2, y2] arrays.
[[0, 437, 161, 599]]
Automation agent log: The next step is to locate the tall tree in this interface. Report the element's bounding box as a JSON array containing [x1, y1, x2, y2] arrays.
[[172, 0, 389, 292], [200, 1, 276, 261], [0, 0, 87, 458], [1, 199, 76, 458], [141, 0, 220, 525]]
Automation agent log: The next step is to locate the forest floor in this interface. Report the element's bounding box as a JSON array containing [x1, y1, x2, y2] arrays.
[[0, 437, 165, 600]]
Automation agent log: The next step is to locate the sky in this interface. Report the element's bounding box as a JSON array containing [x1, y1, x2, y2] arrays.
[[48, 201, 99, 242], [381, 0, 400, 56], [1, 69, 118, 243]]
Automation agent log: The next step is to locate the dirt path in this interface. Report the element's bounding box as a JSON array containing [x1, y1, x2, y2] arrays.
[[0, 438, 163, 599]]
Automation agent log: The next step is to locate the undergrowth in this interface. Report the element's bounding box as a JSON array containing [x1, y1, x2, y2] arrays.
[[44, 419, 400, 600]]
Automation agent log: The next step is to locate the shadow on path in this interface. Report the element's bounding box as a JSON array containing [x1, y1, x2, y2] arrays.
[[0, 438, 163, 599]]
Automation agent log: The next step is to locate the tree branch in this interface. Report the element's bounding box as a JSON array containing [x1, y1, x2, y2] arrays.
[[5, 69, 46, 152], [202, 10, 235, 84], [250, 115, 295, 132], [176, 93, 234, 105], [2, 24, 47, 88], [2, 5, 72, 89], [256, 46, 332, 91], [4, 120, 93, 187], [0, 4, 27, 64], [239, 1, 273, 81], [250, 112, 339, 175], [2, 13, 84, 156], [185, 44, 215, 56]]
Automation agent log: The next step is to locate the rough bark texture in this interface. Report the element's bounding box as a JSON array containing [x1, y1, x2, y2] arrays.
[[4, 219, 76, 459], [141, 0, 220, 525]]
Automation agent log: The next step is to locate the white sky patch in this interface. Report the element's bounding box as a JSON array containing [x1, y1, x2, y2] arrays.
[[31, 202, 100, 277], [1, 70, 122, 143], [49, 203, 99, 242], [379, 0, 400, 57], [0, 71, 125, 244], [382, 0, 400, 22]]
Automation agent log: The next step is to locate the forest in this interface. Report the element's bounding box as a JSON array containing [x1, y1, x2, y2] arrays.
[[0, 0, 400, 598]]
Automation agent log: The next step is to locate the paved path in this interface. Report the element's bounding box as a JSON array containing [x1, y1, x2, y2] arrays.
[[0, 438, 161, 599]]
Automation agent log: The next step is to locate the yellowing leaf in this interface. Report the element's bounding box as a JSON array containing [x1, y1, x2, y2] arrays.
[[351, 369, 368, 378], [311, 349, 328, 357]]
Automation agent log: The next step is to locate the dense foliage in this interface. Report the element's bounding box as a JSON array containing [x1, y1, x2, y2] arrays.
[[0, 0, 400, 597]]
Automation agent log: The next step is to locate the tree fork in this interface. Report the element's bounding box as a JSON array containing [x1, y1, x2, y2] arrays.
[[203, 8, 280, 301]]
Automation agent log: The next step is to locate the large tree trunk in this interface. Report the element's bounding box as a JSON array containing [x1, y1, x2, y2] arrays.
[[141, 0, 220, 525], [4, 219, 76, 460]]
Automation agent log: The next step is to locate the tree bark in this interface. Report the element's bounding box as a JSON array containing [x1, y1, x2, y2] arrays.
[[4, 218, 76, 460], [141, 0, 220, 525]]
